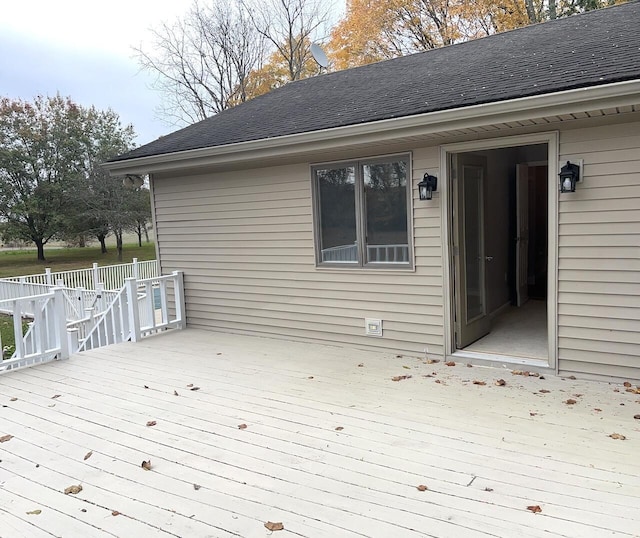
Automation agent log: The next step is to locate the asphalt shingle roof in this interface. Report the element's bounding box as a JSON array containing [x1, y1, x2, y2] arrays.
[[113, 1, 640, 162]]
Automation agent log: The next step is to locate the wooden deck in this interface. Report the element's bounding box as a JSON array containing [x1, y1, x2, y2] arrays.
[[1, 329, 639, 538]]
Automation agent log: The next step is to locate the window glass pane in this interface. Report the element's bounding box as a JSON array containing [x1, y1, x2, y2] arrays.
[[363, 160, 409, 264], [317, 166, 357, 263]]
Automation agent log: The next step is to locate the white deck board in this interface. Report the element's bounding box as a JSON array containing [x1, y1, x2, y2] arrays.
[[1, 329, 640, 537]]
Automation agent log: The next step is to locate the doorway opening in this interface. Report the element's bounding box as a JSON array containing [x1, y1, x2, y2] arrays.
[[449, 143, 549, 361]]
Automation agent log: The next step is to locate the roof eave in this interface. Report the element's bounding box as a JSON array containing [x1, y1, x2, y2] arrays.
[[104, 79, 640, 175]]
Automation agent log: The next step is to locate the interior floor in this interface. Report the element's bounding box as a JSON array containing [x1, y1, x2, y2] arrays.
[[464, 299, 547, 360]]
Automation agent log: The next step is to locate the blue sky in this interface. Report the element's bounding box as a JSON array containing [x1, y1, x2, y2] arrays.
[[0, 1, 188, 146]]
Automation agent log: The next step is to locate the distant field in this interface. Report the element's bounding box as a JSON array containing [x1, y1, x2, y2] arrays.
[[0, 242, 156, 279]]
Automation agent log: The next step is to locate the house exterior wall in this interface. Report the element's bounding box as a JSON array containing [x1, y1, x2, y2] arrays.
[[151, 118, 640, 380], [152, 146, 444, 357], [557, 120, 640, 379]]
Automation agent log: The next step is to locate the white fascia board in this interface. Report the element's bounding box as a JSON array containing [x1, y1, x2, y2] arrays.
[[104, 79, 640, 175]]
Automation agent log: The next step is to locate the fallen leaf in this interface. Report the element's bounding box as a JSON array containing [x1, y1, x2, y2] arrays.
[[473, 380, 486, 386], [190, 386, 200, 391], [391, 375, 412, 381], [527, 505, 542, 513], [216, 352, 222, 355], [84, 451, 93, 461], [357, 363, 364, 367], [238, 424, 247, 430], [64, 485, 83, 495], [623, 381, 632, 387], [264, 522, 284, 531], [173, 390, 179, 396], [495, 379, 506, 386], [484, 487, 494, 492], [466, 363, 473, 368], [0, 434, 14, 443], [565, 399, 577, 405], [51, 394, 61, 399], [335, 426, 344, 431], [396, 355, 403, 358], [307, 376, 314, 379], [416, 484, 428, 491], [539, 376, 545, 380], [568, 375, 577, 380], [594, 408, 602, 412], [426, 359, 440, 364], [609, 433, 626, 440], [539, 389, 550, 393], [112, 511, 120, 516], [26, 509, 42, 515], [141, 460, 152, 470], [573, 393, 583, 398], [81, 509, 87, 513], [626, 387, 640, 394], [146, 420, 157, 427], [435, 379, 442, 384], [10, 397, 17, 402], [48, 404, 56, 407], [530, 412, 538, 417], [187, 383, 193, 387], [144, 385, 149, 389], [402, 365, 411, 370], [445, 361, 456, 366]]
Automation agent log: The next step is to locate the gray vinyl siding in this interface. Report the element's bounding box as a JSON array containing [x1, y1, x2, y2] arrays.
[[152, 148, 444, 356], [557, 120, 640, 379]]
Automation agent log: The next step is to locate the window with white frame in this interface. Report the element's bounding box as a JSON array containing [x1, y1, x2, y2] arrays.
[[312, 154, 412, 267]]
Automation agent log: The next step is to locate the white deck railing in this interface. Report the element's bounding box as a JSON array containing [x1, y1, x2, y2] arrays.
[[321, 243, 409, 263], [0, 258, 158, 291], [0, 271, 185, 373]]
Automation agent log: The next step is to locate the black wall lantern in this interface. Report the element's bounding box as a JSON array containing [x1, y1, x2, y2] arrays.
[[418, 173, 438, 200], [559, 161, 580, 193]]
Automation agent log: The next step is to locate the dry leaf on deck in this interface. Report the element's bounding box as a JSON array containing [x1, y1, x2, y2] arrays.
[[0, 434, 14, 443], [626, 387, 640, 394], [357, 363, 364, 367], [84, 451, 93, 461], [10, 397, 17, 402], [64, 485, 83, 495], [530, 412, 538, 416], [473, 380, 486, 386], [238, 424, 247, 430], [564, 399, 577, 405], [466, 363, 473, 368], [264, 521, 284, 531], [335, 426, 344, 431], [112, 511, 120, 516], [307, 376, 314, 379], [190, 386, 200, 391], [416, 484, 428, 491], [495, 379, 506, 386], [391, 375, 412, 381], [624, 381, 632, 387], [26, 509, 42, 515], [527, 505, 542, 513], [593, 408, 602, 412], [539, 389, 550, 393], [193, 484, 201, 490], [445, 361, 456, 367], [568, 375, 577, 380], [173, 390, 179, 396], [141, 460, 152, 470], [609, 433, 626, 440], [146, 420, 157, 427], [187, 383, 194, 387], [634, 414, 640, 420], [144, 385, 149, 389], [51, 394, 61, 399], [426, 359, 439, 364], [435, 379, 442, 384], [402, 365, 411, 369], [484, 487, 494, 492]]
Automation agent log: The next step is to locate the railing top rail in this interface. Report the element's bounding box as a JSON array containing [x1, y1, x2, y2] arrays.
[[135, 272, 180, 285], [0, 290, 55, 306]]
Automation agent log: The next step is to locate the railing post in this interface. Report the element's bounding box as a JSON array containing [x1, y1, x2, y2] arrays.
[[53, 288, 70, 360], [173, 271, 186, 330], [76, 287, 85, 315], [45, 268, 52, 286], [67, 328, 79, 354], [92, 263, 99, 290], [133, 258, 139, 280], [13, 299, 25, 359], [125, 277, 141, 342]]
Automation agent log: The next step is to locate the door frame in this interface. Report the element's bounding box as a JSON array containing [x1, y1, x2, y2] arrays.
[[440, 132, 559, 371]]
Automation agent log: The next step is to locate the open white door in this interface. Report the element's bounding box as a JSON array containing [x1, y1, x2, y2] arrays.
[[453, 154, 491, 349], [516, 165, 529, 307]]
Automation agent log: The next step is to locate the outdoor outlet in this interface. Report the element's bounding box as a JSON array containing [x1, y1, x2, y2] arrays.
[[365, 318, 383, 337]]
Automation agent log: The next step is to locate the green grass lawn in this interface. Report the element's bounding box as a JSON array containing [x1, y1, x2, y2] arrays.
[[0, 242, 156, 279]]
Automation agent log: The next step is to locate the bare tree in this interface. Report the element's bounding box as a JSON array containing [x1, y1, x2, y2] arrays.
[[245, 0, 334, 82], [136, 0, 264, 126]]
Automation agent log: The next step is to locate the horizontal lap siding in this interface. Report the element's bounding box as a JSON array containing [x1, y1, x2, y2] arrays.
[[558, 122, 640, 379], [153, 150, 443, 356]]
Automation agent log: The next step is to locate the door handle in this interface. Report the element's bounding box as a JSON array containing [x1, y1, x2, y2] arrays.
[[485, 256, 494, 262]]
